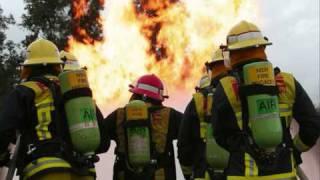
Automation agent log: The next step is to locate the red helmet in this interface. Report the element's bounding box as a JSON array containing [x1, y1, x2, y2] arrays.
[[129, 74, 168, 102]]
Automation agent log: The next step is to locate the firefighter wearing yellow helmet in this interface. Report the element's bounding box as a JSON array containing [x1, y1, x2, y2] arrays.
[[0, 39, 106, 180], [178, 49, 229, 180], [100, 74, 183, 180], [212, 20, 320, 179], [60, 50, 81, 71]]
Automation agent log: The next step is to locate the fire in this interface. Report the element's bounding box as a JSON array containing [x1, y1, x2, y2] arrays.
[[68, 0, 260, 113]]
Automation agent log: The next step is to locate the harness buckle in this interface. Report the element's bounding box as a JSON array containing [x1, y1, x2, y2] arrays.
[[27, 144, 37, 155], [150, 159, 157, 165]]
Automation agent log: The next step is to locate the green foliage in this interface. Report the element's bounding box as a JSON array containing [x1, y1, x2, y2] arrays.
[[0, 7, 15, 57], [21, 0, 103, 49], [21, 0, 71, 49], [0, 6, 22, 109]]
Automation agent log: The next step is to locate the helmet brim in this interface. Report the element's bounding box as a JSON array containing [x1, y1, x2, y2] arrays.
[[228, 38, 272, 51], [22, 57, 64, 66], [129, 88, 164, 102]]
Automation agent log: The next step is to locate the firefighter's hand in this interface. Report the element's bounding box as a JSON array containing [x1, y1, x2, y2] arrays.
[[0, 151, 10, 167]]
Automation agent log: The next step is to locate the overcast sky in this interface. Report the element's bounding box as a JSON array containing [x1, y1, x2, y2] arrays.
[[0, 0, 319, 179]]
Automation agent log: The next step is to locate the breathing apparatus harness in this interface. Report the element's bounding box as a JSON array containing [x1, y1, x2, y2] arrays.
[[232, 61, 287, 169], [19, 76, 98, 175]]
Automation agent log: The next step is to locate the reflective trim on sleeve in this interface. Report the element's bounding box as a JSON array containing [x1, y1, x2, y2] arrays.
[[293, 134, 311, 152], [23, 157, 72, 180]]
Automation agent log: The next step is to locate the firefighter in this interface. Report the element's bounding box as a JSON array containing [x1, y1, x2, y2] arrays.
[[178, 49, 229, 180], [212, 20, 320, 179], [102, 74, 183, 180], [0, 39, 106, 180]]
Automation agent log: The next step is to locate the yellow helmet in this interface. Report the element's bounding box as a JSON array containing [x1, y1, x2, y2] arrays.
[[60, 50, 81, 71], [226, 20, 272, 51], [23, 39, 63, 66], [205, 49, 224, 69], [212, 49, 224, 63], [197, 75, 211, 89]]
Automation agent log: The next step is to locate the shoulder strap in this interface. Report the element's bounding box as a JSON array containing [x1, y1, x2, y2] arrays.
[[116, 108, 126, 153], [193, 92, 205, 123], [220, 76, 243, 130], [150, 107, 170, 154], [20, 81, 47, 97], [193, 92, 214, 139]]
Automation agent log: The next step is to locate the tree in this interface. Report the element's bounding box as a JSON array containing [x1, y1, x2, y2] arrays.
[[21, 0, 71, 49], [21, 0, 104, 50], [0, 6, 22, 109]]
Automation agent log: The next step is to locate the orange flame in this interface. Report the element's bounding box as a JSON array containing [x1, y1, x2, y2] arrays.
[[68, 0, 260, 113], [71, 0, 104, 44]]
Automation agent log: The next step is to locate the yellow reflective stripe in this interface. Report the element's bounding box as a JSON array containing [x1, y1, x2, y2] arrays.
[[20, 81, 54, 141], [244, 153, 258, 176], [36, 100, 54, 140], [293, 134, 311, 152], [229, 154, 297, 180], [23, 157, 71, 180], [228, 173, 297, 180], [20, 81, 43, 96], [205, 171, 210, 180]]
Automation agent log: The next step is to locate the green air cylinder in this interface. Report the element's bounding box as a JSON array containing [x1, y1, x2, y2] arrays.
[[125, 100, 151, 169], [206, 124, 230, 169], [59, 70, 100, 156], [243, 61, 282, 149]]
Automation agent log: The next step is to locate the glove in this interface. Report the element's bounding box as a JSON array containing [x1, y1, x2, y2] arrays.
[[0, 151, 10, 167]]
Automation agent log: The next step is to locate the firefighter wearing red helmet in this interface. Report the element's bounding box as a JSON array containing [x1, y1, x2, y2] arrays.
[[101, 74, 183, 180], [129, 74, 167, 101]]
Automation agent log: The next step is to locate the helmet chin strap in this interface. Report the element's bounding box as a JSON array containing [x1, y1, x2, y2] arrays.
[[142, 94, 147, 101]]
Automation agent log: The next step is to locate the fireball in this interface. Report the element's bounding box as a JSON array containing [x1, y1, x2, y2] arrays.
[[68, 0, 260, 113]]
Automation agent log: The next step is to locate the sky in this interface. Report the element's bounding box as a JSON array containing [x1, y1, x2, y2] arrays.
[[0, 0, 319, 179]]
